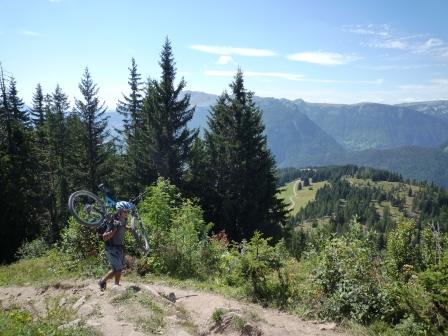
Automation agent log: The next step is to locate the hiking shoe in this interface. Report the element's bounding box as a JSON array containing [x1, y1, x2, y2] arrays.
[[98, 279, 106, 291]]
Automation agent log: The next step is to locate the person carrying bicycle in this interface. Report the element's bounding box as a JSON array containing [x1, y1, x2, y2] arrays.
[[98, 201, 135, 290]]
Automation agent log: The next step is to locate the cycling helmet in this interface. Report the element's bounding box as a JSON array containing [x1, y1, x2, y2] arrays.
[[115, 201, 134, 212]]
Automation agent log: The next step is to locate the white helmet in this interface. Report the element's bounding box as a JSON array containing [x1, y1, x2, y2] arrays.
[[115, 201, 134, 212]]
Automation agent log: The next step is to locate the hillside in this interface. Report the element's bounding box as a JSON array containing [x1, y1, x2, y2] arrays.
[[184, 92, 448, 186], [0, 278, 342, 336], [297, 101, 448, 151]]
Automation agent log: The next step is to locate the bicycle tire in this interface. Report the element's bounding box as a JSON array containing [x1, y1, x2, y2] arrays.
[[68, 190, 106, 227], [130, 216, 151, 253]]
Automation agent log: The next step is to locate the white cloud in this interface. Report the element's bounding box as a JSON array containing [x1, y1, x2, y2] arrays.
[[205, 70, 305, 80], [351, 25, 448, 58], [217, 56, 235, 65], [343, 24, 390, 37], [365, 39, 408, 50], [190, 45, 277, 57], [204, 70, 381, 84], [20, 30, 41, 36], [287, 51, 362, 65], [361, 64, 431, 71]]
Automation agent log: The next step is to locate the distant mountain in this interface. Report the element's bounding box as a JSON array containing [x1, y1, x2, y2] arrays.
[[253, 98, 345, 167], [397, 100, 448, 123], [296, 101, 448, 151], [187, 93, 345, 167], [107, 92, 448, 186]]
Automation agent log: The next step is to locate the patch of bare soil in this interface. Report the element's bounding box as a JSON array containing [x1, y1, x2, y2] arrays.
[[0, 280, 349, 336]]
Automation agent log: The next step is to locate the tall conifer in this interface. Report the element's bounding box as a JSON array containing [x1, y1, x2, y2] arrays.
[[75, 67, 110, 192], [205, 70, 286, 241]]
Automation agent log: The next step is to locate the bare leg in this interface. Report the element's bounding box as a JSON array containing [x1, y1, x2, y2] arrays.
[[114, 271, 122, 285], [101, 269, 115, 284]]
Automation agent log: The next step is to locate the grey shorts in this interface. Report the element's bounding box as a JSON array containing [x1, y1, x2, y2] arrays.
[[105, 245, 125, 272]]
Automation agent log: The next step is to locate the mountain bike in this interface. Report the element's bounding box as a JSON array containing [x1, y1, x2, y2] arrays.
[[67, 184, 150, 253]]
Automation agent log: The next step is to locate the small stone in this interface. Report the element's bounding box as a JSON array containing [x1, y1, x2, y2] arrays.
[[59, 298, 67, 307], [72, 296, 86, 310], [78, 304, 94, 317], [320, 322, 336, 331], [58, 318, 81, 330], [86, 320, 102, 327]]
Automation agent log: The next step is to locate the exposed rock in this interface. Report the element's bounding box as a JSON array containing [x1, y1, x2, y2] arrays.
[[59, 297, 67, 307], [78, 304, 94, 317], [72, 296, 86, 310], [320, 322, 337, 331], [58, 318, 81, 330], [86, 320, 102, 327]]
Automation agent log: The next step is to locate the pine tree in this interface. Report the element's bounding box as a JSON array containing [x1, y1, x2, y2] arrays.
[[31, 83, 45, 128], [0, 68, 43, 261], [115, 58, 146, 196], [141, 38, 198, 187], [205, 70, 286, 241], [45, 85, 71, 241], [75, 67, 110, 192], [116, 58, 144, 143]]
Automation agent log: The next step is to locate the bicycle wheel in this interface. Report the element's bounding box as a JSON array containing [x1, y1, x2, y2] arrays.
[[68, 190, 106, 227], [130, 216, 150, 253]]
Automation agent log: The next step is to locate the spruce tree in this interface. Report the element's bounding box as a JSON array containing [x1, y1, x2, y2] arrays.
[[75, 67, 110, 192], [31, 83, 45, 128], [0, 69, 43, 261], [45, 84, 71, 241], [116, 58, 145, 196], [141, 38, 198, 187], [205, 70, 286, 241], [116, 58, 144, 142]]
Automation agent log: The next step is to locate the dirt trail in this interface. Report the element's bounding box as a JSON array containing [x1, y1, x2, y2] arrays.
[[287, 179, 300, 212], [0, 280, 349, 336]]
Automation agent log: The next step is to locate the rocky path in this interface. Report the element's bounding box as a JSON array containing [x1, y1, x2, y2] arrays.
[[0, 280, 349, 336]]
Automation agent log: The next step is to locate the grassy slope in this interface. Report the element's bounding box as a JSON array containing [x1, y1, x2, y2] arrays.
[[279, 176, 420, 223], [278, 179, 327, 216]]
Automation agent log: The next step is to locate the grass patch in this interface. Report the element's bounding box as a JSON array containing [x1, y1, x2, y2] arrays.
[[212, 307, 225, 322], [0, 250, 72, 286], [0, 306, 98, 336], [278, 179, 328, 216]]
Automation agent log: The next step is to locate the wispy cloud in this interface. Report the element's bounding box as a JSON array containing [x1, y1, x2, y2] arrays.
[[287, 51, 362, 65], [349, 24, 448, 58], [205, 70, 382, 84], [343, 24, 391, 37], [360, 63, 442, 71], [217, 56, 235, 65], [205, 70, 304, 80], [20, 30, 41, 37], [190, 44, 277, 57]]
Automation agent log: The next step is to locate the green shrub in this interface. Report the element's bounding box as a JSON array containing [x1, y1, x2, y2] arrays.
[[58, 217, 107, 276], [386, 219, 420, 279], [138, 178, 219, 279], [311, 219, 390, 323], [16, 237, 49, 259]]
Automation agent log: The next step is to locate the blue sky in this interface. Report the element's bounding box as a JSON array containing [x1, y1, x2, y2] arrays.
[[1, 0, 447, 108]]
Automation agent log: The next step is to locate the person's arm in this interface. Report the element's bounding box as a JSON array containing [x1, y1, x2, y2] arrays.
[[102, 222, 118, 241]]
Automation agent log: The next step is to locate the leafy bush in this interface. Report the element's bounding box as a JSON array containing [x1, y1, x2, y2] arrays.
[[309, 219, 391, 323], [386, 219, 420, 279], [15, 237, 49, 259], [138, 178, 219, 278], [58, 217, 107, 276]]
